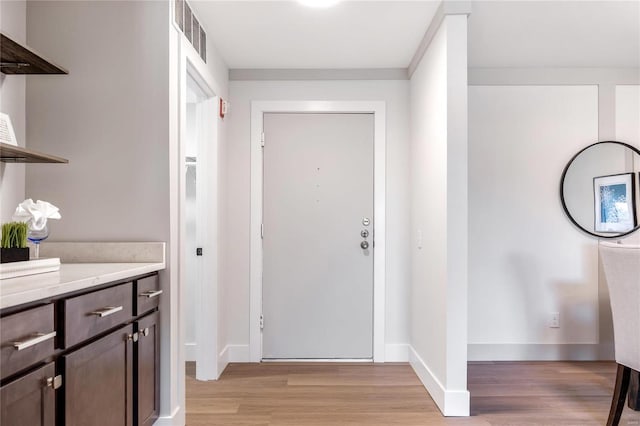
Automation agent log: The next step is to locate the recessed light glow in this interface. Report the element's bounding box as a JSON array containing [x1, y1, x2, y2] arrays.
[[298, 0, 341, 8]]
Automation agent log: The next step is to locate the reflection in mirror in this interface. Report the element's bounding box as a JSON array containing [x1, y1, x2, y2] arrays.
[[561, 141, 640, 238]]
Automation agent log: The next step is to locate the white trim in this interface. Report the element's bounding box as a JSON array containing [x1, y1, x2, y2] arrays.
[[250, 101, 386, 363], [218, 345, 252, 378], [409, 346, 446, 414], [384, 344, 410, 362], [175, 46, 189, 424], [221, 344, 251, 363], [409, 346, 470, 417], [444, 391, 471, 417], [468, 343, 614, 361], [262, 359, 372, 363], [217, 345, 229, 377], [165, 24, 181, 424], [195, 94, 220, 382], [230, 68, 408, 81], [408, 1, 472, 78], [185, 343, 197, 362], [468, 67, 640, 86], [179, 56, 220, 383], [153, 405, 182, 426]]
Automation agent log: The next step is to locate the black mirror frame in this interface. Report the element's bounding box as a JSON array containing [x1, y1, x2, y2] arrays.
[[560, 140, 640, 239]]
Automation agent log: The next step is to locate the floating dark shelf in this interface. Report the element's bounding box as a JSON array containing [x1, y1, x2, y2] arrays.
[[1, 33, 68, 75], [0, 142, 68, 163]]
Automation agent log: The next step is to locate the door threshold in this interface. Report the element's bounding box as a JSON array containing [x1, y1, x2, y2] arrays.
[[261, 358, 373, 363]]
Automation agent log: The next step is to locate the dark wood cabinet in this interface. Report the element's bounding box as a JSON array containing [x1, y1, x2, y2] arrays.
[[64, 325, 134, 426], [0, 304, 56, 380], [136, 275, 161, 316], [0, 272, 160, 426], [64, 282, 133, 348], [136, 312, 160, 426], [0, 362, 56, 426]]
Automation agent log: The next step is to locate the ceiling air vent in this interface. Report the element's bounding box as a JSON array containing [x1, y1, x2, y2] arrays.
[[174, 0, 207, 63]]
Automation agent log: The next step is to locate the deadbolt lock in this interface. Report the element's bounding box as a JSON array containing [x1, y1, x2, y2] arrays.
[[362, 217, 370, 226], [361, 230, 369, 238]]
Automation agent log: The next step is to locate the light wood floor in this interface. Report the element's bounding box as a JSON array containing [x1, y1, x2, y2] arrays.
[[186, 361, 640, 425]]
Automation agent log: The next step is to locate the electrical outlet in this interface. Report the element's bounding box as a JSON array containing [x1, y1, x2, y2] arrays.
[[549, 312, 560, 328]]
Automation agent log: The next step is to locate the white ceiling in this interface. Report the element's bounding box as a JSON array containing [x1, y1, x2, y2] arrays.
[[190, 0, 640, 70], [190, 0, 439, 69]]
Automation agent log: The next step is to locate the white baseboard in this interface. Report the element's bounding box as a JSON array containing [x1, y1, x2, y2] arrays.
[[184, 343, 196, 362], [218, 345, 230, 378], [219, 344, 251, 371], [408, 346, 470, 417], [468, 343, 615, 361], [153, 405, 182, 426], [221, 344, 408, 363], [384, 343, 409, 362]]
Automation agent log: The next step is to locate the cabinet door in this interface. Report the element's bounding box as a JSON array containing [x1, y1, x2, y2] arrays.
[[0, 362, 56, 426], [136, 311, 159, 426], [64, 324, 133, 426]]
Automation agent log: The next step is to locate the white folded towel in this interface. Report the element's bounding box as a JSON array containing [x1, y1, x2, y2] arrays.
[[12, 199, 61, 231]]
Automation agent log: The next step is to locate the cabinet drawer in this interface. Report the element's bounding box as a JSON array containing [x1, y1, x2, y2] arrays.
[[64, 282, 133, 348], [0, 304, 56, 380], [136, 275, 161, 315]]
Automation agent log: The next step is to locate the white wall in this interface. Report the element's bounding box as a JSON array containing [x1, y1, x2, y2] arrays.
[[468, 86, 600, 359], [170, 9, 230, 424], [23, 0, 182, 420], [26, 1, 170, 242], [165, 5, 231, 385], [616, 84, 640, 245], [467, 71, 640, 361], [26, 2, 230, 423], [224, 79, 411, 357], [409, 14, 469, 417], [167, 16, 230, 389], [616, 85, 640, 144], [0, 0, 26, 222]]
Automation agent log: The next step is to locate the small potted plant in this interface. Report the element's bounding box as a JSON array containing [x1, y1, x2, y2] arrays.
[[1, 222, 29, 263]]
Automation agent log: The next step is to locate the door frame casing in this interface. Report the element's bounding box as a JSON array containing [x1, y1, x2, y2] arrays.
[[249, 101, 387, 362], [179, 57, 219, 381]]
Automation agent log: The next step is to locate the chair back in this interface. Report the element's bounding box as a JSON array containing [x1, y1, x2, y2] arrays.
[[599, 242, 640, 371]]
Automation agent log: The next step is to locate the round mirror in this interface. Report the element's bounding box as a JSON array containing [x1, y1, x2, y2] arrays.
[[561, 141, 640, 238]]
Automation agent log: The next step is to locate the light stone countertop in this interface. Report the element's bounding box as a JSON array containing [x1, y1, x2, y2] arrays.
[[0, 262, 165, 310]]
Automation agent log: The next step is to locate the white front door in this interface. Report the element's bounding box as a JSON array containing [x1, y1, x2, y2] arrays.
[[262, 113, 374, 359]]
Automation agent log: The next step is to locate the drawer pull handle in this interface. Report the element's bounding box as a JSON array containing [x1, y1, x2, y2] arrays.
[[13, 331, 56, 351], [90, 306, 123, 317], [46, 375, 63, 390], [140, 290, 163, 299]]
